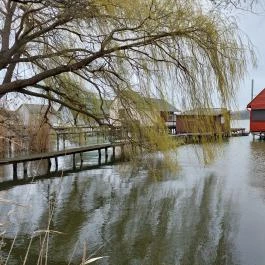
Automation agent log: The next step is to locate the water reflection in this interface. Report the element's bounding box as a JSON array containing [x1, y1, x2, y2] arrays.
[[104, 173, 238, 265], [249, 141, 265, 190], [0, 140, 243, 265]]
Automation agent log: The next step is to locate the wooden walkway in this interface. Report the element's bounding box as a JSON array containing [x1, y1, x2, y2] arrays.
[[0, 142, 123, 180], [0, 161, 114, 192], [230, 128, 249, 136], [171, 132, 229, 143], [172, 129, 248, 142]]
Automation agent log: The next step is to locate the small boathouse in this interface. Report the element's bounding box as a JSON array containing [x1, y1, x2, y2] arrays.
[[175, 108, 230, 136], [247, 88, 265, 134]]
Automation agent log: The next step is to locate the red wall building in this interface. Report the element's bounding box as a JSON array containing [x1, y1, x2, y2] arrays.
[[247, 88, 265, 133]]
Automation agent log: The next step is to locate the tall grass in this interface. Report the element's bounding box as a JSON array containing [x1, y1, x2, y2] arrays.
[[27, 120, 51, 153], [0, 126, 7, 157]]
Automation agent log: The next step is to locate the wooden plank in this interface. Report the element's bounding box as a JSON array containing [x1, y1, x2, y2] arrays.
[[0, 143, 122, 165], [230, 127, 245, 132], [173, 132, 225, 137]]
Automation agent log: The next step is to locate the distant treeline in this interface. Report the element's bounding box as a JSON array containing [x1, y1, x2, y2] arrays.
[[231, 110, 250, 120]]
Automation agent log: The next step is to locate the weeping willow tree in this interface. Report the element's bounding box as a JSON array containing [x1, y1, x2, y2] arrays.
[[211, 0, 259, 10], [0, 0, 254, 161]]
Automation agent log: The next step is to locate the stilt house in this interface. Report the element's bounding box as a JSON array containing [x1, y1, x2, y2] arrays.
[[176, 108, 230, 135], [247, 88, 265, 133]]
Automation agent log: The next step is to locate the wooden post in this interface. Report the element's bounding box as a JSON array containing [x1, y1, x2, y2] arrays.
[[73, 153, 76, 169], [8, 136, 12, 156], [13, 163, 17, 180], [57, 133, 60, 151], [105, 147, 108, 163], [63, 134, 66, 149], [23, 162, 28, 178], [113, 146, 115, 160], [98, 149, 101, 165], [80, 152, 83, 168], [47, 158, 52, 173], [55, 156, 58, 171]]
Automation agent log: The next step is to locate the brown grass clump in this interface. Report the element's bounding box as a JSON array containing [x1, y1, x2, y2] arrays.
[[0, 126, 7, 156], [27, 121, 51, 153]]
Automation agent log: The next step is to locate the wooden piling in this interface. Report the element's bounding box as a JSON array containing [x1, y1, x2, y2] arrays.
[[98, 149, 101, 164], [73, 153, 76, 169], [23, 161, 28, 178], [47, 158, 52, 173], [113, 146, 115, 160], [105, 147, 108, 163], [8, 136, 12, 156], [80, 152, 83, 168], [13, 163, 17, 180], [57, 133, 60, 151], [55, 156, 58, 171]]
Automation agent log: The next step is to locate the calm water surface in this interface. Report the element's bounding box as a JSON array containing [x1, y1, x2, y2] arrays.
[[1, 121, 265, 265]]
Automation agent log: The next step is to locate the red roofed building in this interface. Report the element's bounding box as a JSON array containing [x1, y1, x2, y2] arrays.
[[247, 88, 265, 133]]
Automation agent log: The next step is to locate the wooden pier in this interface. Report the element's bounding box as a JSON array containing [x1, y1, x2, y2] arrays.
[[0, 160, 115, 192], [173, 129, 249, 143], [0, 143, 123, 180], [230, 128, 249, 136], [172, 132, 229, 143]]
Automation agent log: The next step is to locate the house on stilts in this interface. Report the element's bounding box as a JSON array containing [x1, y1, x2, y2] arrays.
[[247, 88, 265, 138]]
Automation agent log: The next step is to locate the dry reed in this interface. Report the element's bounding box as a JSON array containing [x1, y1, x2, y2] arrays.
[[27, 121, 51, 153]]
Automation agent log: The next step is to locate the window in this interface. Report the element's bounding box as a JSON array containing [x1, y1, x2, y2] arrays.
[[252, 110, 265, 121]]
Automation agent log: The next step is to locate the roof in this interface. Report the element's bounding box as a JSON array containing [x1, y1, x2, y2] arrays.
[[148, 98, 179, 112], [178, 108, 229, 116], [117, 90, 179, 112], [16, 104, 55, 114], [56, 97, 112, 123], [247, 88, 265, 109]]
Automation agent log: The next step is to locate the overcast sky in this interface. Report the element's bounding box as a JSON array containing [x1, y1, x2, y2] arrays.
[[234, 6, 265, 109]]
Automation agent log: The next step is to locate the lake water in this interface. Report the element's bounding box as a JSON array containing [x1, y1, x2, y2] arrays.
[[2, 120, 265, 265]]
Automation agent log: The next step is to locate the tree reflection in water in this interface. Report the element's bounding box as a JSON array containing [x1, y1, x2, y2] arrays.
[[0, 151, 239, 265]]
